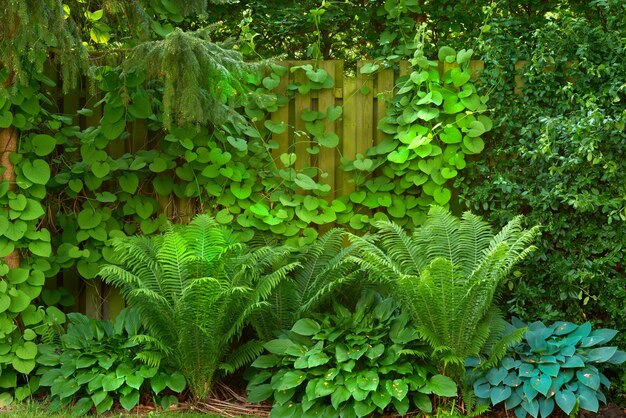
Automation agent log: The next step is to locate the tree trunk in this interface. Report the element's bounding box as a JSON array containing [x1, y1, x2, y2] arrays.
[[1, 126, 19, 269]]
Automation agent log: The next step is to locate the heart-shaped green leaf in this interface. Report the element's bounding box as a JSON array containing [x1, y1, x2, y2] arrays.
[[31, 134, 57, 156], [21, 159, 51, 185], [434, 187, 452, 205]]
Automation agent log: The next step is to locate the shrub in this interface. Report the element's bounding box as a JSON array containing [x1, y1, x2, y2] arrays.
[[99, 215, 298, 399], [246, 292, 457, 418], [469, 318, 626, 417], [37, 308, 184, 415]]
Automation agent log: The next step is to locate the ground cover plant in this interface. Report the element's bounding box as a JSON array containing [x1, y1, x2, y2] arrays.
[[469, 319, 626, 417], [37, 308, 185, 415], [247, 292, 457, 417]]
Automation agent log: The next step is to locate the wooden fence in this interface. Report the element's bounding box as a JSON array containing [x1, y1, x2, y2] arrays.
[[10, 59, 517, 319]]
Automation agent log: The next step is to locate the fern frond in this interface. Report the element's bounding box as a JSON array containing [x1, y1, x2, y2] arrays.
[[220, 340, 265, 375]]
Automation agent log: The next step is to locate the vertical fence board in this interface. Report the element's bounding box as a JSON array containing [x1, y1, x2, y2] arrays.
[[375, 69, 395, 145], [340, 78, 358, 197], [317, 61, 338, 202], [356, 62, 375, 156], [294, 62, 313, 173]]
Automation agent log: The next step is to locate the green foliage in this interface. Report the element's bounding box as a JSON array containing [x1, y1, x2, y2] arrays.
[[246, 292, 457, 417], [469, 319, 626, 417], [252, 228, 359, 340], [348, 206, 538, 374], [123, 27, 254, 128], [99, 215, 298, 399], [37, 308, 184, 415], [342, 44, 491, 229], [459, 0, 626, 390], [0, 0, 88, 92]]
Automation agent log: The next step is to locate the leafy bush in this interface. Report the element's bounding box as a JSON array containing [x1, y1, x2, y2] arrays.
[[37, 308, 185, 416], [469, 318, 626, 417], [348, 206, 538, 374], [99, 215, 298, 399], [246, 292, 457, 418]]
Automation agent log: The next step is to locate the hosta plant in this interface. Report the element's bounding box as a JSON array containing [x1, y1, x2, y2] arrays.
[[246, 292, 457, 418], [348, 206, 538, 374], [99, 215, 298, 399], [37, 308, 185, 416], [469, 318, 626, 418]]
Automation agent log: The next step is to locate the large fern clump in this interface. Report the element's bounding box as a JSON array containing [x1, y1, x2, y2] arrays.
[[251, 228, 359, 340], [99, 215, 298, 400], [348, 206, 539, 374]]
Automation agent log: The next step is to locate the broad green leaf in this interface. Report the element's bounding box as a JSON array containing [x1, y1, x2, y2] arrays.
[[425, 375, 457, 397], [21, 159, 51, 185], [31, 134, 57, 156], [277, 371, 306, 391], [120, 390, 140, 411], [166, 372, 186, 392], [292, 319, 320, 336]]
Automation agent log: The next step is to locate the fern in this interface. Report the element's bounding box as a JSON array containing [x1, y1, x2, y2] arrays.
[[250, 228, 359, 340], [99, 214, 296, 400], [349, 206, 539, 380]]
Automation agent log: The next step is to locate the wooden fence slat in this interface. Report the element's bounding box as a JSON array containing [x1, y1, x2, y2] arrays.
[[375, 68, 395, 145], [340, 77, 358, 197], [356, 62, 375, 157], [317, 60, 337, 203], [294, 62, 313, 173]]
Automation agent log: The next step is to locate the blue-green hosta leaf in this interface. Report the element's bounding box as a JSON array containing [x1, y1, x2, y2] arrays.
[[523, 380, 539, 402], [538, 363, 560, 377], [608, 350, 626, 364], [502, 357, 522, 370], [505, 390, 522, 409], [519, 363, 538, 377], [474, 382, 491, 399], [521, 398, 540, 418], [576, 368, 600, 391], [487, 367, 508, 386], [490, 385, 511, 405], [538, 397, 555, 418], [553, 321, 577, 335], [577, 386, 599, 412], [504, 371, 522, 387], [526, 330, 548, 352], [531, 374, 552, 396], [562, 355, 585, 368], [569, 322, 592, 339], [586, 346, 617, 363], [588, 328, 618, 344], [555, 389, 577, 414]]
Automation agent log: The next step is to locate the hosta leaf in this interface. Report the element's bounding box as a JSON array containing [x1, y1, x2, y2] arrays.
[[292, 319, 320, 336], [166, 373, 185, 392], [490, 385, 511, 405], [277, 371, 306, 391], [555, 389, 576, 414], [120, 390, 140, 411]]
